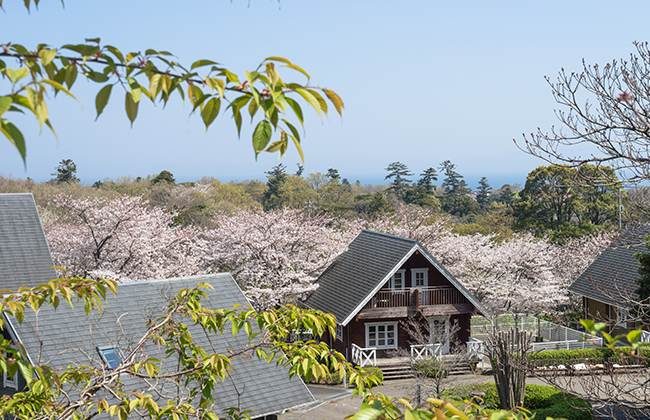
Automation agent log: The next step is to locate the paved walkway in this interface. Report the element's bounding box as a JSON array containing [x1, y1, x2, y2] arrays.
[[279, 374, 650, 420]]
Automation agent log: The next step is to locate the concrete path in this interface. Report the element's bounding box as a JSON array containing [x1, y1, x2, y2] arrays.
[[279, 374, 650, 420]]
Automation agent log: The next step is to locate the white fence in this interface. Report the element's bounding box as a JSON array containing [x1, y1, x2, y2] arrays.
[[352, 343, 376, 367], [472, 314, 602, 351], [411, 343, 442, 361]]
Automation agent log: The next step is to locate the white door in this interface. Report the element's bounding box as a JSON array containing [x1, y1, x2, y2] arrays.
[[429, 316, 450, 354]]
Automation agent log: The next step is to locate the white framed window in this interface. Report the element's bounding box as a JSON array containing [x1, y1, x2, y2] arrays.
[[412, 268, 428, 287], [389, 269, 406, 290], [3, 358, 16, 390], [336, 324, 343, 342], [616, 308, 628, 329], [365, 322, 398, 349]]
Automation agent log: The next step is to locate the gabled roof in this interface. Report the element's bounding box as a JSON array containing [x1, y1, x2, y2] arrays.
[[6, 273, 314, 419], [568, 226, 650, 309], [0, 193, 57, 291], [304, 230, 488, 325]]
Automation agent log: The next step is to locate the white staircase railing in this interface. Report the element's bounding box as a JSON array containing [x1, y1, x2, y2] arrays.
[[410, 343, 442, 361], [467, 337, 484, 360], [642, 330, 650, 343], [352, 343, 377, 367]]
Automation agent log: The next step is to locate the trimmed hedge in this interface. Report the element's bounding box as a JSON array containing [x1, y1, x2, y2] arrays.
[[413, 359, 446, 378], [530, 347, 650, 361], [442, 383, 592, 420]]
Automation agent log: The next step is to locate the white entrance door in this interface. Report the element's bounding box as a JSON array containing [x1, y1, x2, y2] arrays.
[[429, 316, 450, 354]]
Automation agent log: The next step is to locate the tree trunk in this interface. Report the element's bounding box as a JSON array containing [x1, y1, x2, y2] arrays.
[[488, 325, 532, 410]]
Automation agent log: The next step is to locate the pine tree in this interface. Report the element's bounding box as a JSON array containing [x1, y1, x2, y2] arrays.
[[384, 162, 413, 199], [476, 177, 492, 208]]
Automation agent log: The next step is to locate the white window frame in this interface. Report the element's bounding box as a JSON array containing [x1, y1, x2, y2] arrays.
[[365, 321, 398, 349], [3, 357, 16, 390], [616, 308, 628, 329], [411, 268, 429, 288], [389, 269, 406, 291], [336, 324, 343, 342]]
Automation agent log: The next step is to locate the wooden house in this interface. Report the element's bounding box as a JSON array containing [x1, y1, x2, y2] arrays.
[[568, 226, 649, 335], [304, 230, 488, 366]]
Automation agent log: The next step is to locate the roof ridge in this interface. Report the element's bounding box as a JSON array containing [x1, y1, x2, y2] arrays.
[[361, 229, 418, 243]]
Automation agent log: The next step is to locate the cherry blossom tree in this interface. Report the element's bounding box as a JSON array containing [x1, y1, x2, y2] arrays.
[[205, 208, 357, 309], [44, 194, 208, 282]]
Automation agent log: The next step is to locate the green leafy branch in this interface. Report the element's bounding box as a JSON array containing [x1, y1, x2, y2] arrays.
[[0, 39, 344, 164]]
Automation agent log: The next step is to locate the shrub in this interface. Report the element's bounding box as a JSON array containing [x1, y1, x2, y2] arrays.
[[530, 346, 650, 362], [414, 359, 446, 378], [363, 366, 384, 382], [442, 383, 592, 419]]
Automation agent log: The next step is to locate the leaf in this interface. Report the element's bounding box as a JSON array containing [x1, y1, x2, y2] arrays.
[[16, 360, 33, 385], [296, 88, 321, 116], [191, 59, 219, 70], [127, 77, 142, 103], [323, 88, 345, 116], [628, 329, 642, 344], [86, 70, 109, 83], [95, 84, 113, 120], [286, 63, 311, 80], [264, 56, 292, 64], [149, 74, 162, 99], [252, 120, 272, 159], [307, 89, 328, 115], [285, 97, 304, 128], [0, 96, 11, 118], [205, 77, 225, 98], [42, 79, 79, 102], [125, 92, 138, 126], [201, 97, 221, 130], [290, 133, 304, 163], [5, 68, 29, 84], [1, 121, 26, 164], [38, 48, 57, 67]]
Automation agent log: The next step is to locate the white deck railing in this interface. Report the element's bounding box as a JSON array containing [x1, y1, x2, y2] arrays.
[[352, 343, 377, 367], [410, 343, 442, 361], [467, 337, 484, 360]]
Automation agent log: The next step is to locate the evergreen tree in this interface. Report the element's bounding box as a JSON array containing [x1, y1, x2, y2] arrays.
[[384, 162, 413, 199], [498, 185, 516, 206], [417, 167, 438, 193], [151, 170, 176, 185], [439, 160, 470, 197], [475, 177, 492, 209], [50, 159, 80, 184], [326, 168, 341, 182], [439, 160, 476, 216], [263, 164, 288, 210], [295, 164, 304, 177]]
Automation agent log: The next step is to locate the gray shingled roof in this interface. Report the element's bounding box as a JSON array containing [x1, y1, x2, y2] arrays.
[[6, 273, 314, 419], [568, 226, 650, 309], [0, 193, 57, 291], [304, 230, 488, 325]]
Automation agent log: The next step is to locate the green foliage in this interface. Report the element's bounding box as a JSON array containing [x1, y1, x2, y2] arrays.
[[442, 383, 592, 420], [475, 177, 492, 209], [636, 239, 650, 311], [1, 41, 343, 165], [452, 203, 514, 241], [385, 162, 413, 199], [151, 170, 176, 185], [514, 165, 618, 237], [529, 345, 650, 362], [0, 279, 380, 419], [50, 159, 80, 184], [363, 366, 384, 382], [413, 359, 446, 378]]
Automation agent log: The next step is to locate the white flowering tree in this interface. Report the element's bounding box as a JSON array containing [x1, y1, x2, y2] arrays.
[[44, 194, 208, 282]]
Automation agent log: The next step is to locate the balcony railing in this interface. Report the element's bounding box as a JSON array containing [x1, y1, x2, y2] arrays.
[[363, 286, 468, 309]]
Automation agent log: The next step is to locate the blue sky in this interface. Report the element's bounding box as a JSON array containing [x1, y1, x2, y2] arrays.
[[2, 1, 650, 189]]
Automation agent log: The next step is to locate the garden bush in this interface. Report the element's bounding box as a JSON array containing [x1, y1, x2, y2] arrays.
[[363, 366, 384, 382], [442, 383, 592, 420], [530, 346, 650, 362], [413, 359, 446, 378]]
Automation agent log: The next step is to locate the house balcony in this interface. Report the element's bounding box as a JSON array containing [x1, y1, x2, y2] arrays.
[[358, 287, 474, 319]]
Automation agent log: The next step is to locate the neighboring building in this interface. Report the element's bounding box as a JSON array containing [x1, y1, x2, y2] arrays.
[[0, 193, 314, 418], [0, 193, 58, 291], [568, 226, 650, 334], [304, 230, 488, 364], [3, 273, 315, 419]]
